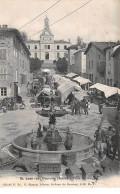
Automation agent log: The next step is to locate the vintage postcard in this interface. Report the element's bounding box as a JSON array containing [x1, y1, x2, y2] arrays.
[[0, 0, 120, 188]]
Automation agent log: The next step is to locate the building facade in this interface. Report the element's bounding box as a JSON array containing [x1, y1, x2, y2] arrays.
[[67, 45, 78, 73], [26, 16, 71, 64], [112, 45, 120, 88], [73, 48, 86, 78], [0, 25, 30, 99], [85, 42, 116, 84], [105, 46, 115, 86]]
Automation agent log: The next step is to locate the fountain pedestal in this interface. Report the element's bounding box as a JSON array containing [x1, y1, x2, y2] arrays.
[[38, 154, 61, 173], [61, 153, 77, 167]]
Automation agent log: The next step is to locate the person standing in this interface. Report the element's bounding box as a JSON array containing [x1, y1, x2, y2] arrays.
[[105, 126, 114, 155], [84, 100, 88, 115], [88, 99, 91, 110], [111, 130, 118, 160], [94, 126, 106, 158]]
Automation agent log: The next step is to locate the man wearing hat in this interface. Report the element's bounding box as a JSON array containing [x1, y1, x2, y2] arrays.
[[94, 126, 106, 158]]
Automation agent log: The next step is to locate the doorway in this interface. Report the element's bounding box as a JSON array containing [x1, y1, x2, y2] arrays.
[[45, 52, 49, 60]]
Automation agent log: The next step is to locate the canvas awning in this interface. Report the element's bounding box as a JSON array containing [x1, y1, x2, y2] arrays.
[[58, 81, 81, 102], [73, 76, 91, 85], [58, 84, 75, 102], [72, 91, 88, 101], [52, 74, 62, 83], [90, 83, 120, 98], [66, 72, 77, 78], [36, 88, 54, 98], [56, 77, 69, 85]]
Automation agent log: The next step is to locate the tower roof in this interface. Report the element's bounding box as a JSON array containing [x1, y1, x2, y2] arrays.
[[40, 16, 53, 37]]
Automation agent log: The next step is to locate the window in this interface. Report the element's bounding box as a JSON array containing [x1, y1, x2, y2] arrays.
[[99, 54, 101, 59], [89, 61, 90, 69], [0, 69, 7, 80], [107, 79, 109, 86], [35, 53, 37, 58], [44, 45, 50, 49], [64, 45, 67, 49], [57, 45, 60, 50], [0, 35, 5, 40], [0, 49, 6, 60], [22, 61, 24, 69], [28, 45, 30, 49], [57, 52, 60, 58], [34, 45, 37, 49], [92, 61, 93, 68], [1, 87, 7, 96], [110, 79, 112, 86]]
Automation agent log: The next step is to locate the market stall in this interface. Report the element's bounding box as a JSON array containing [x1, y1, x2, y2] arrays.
[[90, 83, 120, 98], [65, 72, 77, 78], [73, 76, 91, 90]]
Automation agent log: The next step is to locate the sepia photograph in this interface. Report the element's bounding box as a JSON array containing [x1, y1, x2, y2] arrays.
[[0, 0, 120, 188]]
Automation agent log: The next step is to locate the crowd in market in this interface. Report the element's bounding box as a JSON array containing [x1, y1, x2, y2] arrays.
[[94, 125, 118, 160], [70, 97, 91, 115]]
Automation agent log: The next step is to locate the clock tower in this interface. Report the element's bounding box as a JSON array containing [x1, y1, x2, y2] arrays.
[[40, 16, 54, 62]]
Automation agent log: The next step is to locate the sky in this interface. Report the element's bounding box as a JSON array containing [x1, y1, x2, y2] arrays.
[[0, 0, 119, 44]]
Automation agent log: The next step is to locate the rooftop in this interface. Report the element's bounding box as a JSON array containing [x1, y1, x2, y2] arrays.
[[0, 25, 30, 55], [27, 39, 40, 44], [73, 48, 86, 55], [85, 42, 116, 54], [111, 45, 120, 57], [54, 40, 71, 44], [67, 44, 78, 50]]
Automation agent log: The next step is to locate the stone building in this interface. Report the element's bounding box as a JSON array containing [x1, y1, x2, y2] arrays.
[[73, 48, 86, 78], [26, 16, 71, 67], [112, 45, 120, 88], [105, 46, 116, 86], [67, 45, 78, 73], [0, 25, 30, 99], [84, 42, 115, 84]]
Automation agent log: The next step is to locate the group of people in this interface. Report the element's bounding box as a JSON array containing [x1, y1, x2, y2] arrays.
[[71, 97, 91, 115], [94, 125, 118, 160]]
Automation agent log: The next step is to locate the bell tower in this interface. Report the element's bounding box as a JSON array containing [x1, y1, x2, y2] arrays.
[[40, 16, 54, 62], [44, 15, 49, 29]]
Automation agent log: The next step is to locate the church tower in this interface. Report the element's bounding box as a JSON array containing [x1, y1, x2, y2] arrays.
[[40, 16, 55, 62]]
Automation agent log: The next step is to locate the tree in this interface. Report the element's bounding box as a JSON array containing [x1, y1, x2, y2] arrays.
[[77, 36, 82, 46], [76, 36, 87, 49], [30, 58, 43, 72], [56, 57, 68, 74], [20, 31, 28, 42]]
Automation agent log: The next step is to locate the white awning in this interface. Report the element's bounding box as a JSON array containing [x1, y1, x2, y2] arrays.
[[42, 69, 50, 73], [58, 84, 75, 102], [90, 83, 120, 98], [58, 81, 81, 102], [36, 88, 53, 97], [73, 76, 91, 85], [52, 74, 62, 82], [66, 72, 77, 78], [56, 77, 69, 85], [72, 91, 88, 101]]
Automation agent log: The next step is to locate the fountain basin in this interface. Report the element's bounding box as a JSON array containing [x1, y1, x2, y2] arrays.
[[10, 131, 94, 164], [36, 108, 68, 117]]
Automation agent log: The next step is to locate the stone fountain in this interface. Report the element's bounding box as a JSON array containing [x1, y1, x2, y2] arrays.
[[7, 104, 94, 174]]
